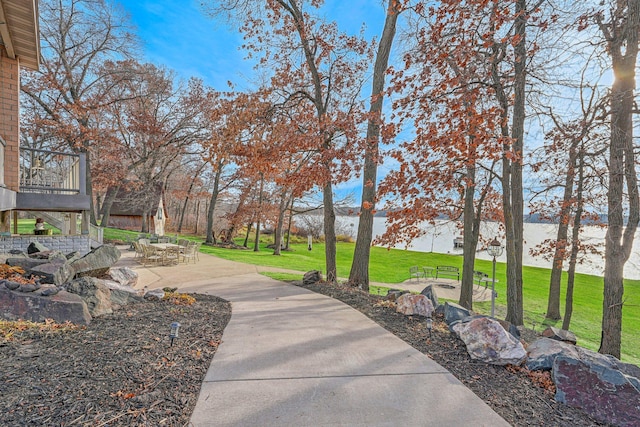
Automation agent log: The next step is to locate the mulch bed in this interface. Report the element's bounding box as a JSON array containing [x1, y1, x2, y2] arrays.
[[295, 280, 609, 427], [0, 294, 231, 427], [0, 279, 610, 426]]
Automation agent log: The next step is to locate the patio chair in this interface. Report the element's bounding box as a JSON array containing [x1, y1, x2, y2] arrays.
[[163, 245, 180, 266], [149, 234, 159, 243], [193, 242, 202, 261], [132, 241, 145, 261], [180, 243, 197, 264], [158, 236, 170, 243], [142, 245, 162, 267]]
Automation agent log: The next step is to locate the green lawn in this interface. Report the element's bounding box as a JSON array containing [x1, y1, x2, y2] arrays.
[[103, 227, 639, 365], [15, 218, 61, 235]]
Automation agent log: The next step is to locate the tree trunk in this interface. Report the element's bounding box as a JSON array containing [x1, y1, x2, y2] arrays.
[[563, 147, 585, 330], [205, 160, 224, 245], [349, 0, 400, 291], [178, 196, 190, 233], [85, 151, 98, 226], [254, 176, 264, 252], [599, 1, 640, 358], [194, 200, 201, 235], [100, 184, 121, 228], [323, 180, 337, 283], [547, 147, 577, 321], [459, 162, 481, 310], [285, 197, 295, 250], [273, 188, 289, 256], [244, 222, 253, 248]]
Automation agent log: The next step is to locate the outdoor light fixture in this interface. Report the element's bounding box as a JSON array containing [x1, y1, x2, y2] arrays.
[[169, 322, 180, 347], [426, 315, 433, 339], [487, 238, 504, 318]]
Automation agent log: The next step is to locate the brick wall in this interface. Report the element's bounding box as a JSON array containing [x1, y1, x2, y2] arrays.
[[0, 236, 92, 255], [0, 47, 20, 191]]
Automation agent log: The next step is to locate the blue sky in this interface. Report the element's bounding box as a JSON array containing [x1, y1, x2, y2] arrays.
[[118, 0, 387, 91], [117, 0, 391, 200]]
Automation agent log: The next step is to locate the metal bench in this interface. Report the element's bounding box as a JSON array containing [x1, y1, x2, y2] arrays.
[[473, 270, 488, 285], [436, 266, 460, 281], [409, 266, 426, 281]]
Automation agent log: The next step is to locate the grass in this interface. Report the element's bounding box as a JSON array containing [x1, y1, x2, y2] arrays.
[[14, 218, 61, 235], [102, 227, 639, 365]]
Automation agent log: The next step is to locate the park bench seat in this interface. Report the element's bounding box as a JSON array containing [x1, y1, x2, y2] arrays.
[[409, 265, 426, 281], [436, 265, 460, 281], [473, 270, 489, 285]]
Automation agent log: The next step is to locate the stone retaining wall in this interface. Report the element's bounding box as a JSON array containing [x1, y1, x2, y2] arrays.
[[0, 236, 91, 255]]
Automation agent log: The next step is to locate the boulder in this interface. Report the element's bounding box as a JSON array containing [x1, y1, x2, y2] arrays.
[[6, 257, 49, 271], [444, 302, 470, 325], [497, 319, 520, 340], [103, 280, 143, 307], [64, 277, 113, 317], [452, 316, 526, 366], [0, 286, 91, 325], [542, 326, 577, 345], [144, 288, 165, 301], [27, 241, 49, 254], [29, 259, 75, 286], [36, 284, 62, 297], [106, 267, 139, 288], [70, 245, 121, 278], [526, 338, 580, 371], [65, 251, 82, 262], [385, 289, 408, 302], [554, 354, 640, 426], [303, 270, 322, 285], [47, 251, 69, 264], [420, 285, 439, 309], [396, 294, 434, 317]]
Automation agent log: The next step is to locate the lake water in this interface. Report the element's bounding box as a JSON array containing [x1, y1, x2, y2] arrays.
[[333, 216, 640, 280]]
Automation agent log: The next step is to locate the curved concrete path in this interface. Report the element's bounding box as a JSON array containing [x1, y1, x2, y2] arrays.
[[116, 247, 509, 426]]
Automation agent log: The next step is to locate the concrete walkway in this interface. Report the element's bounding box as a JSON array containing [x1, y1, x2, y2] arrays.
[[116, 247, 509, 426]]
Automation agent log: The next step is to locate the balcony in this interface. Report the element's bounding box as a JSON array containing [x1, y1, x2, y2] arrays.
[[17, 147, 90, 211]]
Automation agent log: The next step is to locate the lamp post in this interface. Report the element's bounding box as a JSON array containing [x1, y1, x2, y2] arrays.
[[487, 238, 503, 318], [169, 322, 180, 347]]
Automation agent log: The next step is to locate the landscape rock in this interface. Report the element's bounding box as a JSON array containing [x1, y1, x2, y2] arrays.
[[36, 284, 61, 297], [542, 326, 577, 345], [65, 251, 82, 262], [144, 288, 165, 301], [16, 283, 40, 293], [396, 294, 434, 317], [452, 316, 526, 366], [554, 354, 640, 426], [420, 285, 439, 309], [70, 245, 121, 278], [385, 289, 408, 302], [526, 338, 580, 371], [6, 257, 49, 271], [497, 319, 520, 340], [29, 259, 75, 286], [302, 270, 322, 285], [27, 241, 49, 254], [1, 279, 20, 290], [46, 251, 69, 264], [103, 280, 143, 307], [444, 302, 470, 325], [106, 267, 139, 288], [64, 277, 113, 317], [0, 286, 91, 325]]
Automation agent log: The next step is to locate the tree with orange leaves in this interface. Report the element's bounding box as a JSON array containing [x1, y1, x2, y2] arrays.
[[204, 0, 371, 282]]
